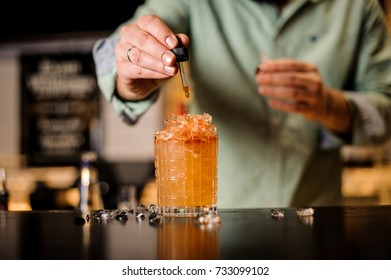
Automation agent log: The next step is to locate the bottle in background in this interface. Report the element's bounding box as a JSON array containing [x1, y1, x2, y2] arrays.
[[78, 151, 104, 212], [0, 167, 9, 210]]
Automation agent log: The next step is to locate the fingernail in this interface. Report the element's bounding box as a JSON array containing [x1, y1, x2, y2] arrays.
[[165, 36, 177, 49], [164, 65, 176, 75], [162, 52, 175, 64]]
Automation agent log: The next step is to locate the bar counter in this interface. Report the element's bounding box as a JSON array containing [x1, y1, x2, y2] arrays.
[[1, 205, 391, 260]]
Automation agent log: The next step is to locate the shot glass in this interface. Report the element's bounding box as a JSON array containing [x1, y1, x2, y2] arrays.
[[154, 113, 218, 217]]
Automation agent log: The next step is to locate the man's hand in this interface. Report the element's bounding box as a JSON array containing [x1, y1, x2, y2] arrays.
[[255, 58, 351, 133], [115, 14, 189, 100]]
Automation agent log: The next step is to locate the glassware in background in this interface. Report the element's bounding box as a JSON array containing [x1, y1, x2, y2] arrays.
[[154, 113, 218, 217], [0, 167, 9, 210], [117, 184, 138, 211], [78, 151, 104, 212]]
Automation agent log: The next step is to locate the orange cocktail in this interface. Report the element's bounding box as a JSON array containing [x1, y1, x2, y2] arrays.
[[154, 113, 218, 217]]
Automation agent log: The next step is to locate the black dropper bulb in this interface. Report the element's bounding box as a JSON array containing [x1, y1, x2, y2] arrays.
[[172, 36, 189, 62]]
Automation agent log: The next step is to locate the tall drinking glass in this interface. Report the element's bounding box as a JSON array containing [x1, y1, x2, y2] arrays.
[[154, 113, 218, 217]]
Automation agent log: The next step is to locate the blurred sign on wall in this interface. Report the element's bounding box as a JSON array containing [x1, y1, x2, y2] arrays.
[[20, 53, 101, 166]]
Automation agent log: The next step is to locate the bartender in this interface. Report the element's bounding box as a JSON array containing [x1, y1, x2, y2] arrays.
[[92, 0, 391, 208]]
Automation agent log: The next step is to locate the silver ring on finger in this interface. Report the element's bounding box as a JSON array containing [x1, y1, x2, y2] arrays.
[[126, 46, 136, 63]]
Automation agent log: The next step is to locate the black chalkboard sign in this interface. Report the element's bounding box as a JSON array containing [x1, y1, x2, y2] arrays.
[[20, 53, 101, 166]]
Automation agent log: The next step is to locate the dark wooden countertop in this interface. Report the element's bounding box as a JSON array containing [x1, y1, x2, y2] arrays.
[[1, 205, 391, 260]]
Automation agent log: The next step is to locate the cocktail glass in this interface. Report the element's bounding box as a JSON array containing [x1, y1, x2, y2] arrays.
[[154, 113, 218, 217]]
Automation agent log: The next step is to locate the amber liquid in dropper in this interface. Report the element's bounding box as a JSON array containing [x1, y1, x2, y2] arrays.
[[178, 61, 190, 98], [183, 85, 190, 98]]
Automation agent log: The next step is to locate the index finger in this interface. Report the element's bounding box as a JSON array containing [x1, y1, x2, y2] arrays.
[[120, 15, 188, 65], [136, 14, 179, 49]]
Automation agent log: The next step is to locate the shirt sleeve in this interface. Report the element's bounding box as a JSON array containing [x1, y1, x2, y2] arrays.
[[92, 36, 160, 125], [320, 0, 391, 149]]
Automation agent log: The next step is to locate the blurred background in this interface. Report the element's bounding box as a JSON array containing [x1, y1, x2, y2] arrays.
[[0, 0, 390, 211]]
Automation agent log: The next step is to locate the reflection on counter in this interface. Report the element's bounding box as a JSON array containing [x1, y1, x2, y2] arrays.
[[158, 218, 220, 260]]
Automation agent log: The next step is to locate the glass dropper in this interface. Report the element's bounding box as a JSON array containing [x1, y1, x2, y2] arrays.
[[172, 36, 190, 98]]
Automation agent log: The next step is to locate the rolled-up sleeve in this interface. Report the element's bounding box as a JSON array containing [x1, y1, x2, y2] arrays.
[[320, 1, 391, 149], [346, 1, 391, 145]]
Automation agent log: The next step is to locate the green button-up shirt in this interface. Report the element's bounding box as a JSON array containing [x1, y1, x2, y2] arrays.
[[93, 0, 391, 208]]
